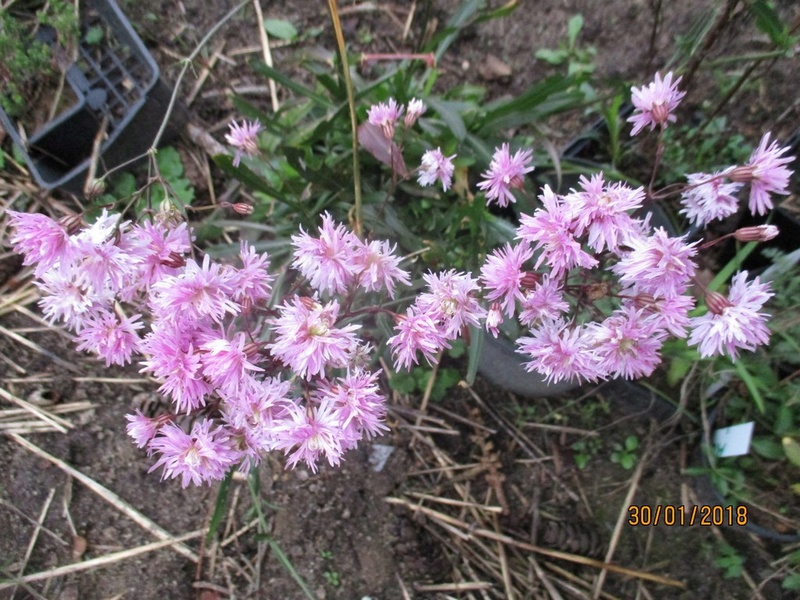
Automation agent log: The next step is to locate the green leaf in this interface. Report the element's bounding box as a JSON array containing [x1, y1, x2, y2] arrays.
[[534, 48, 566, 65], [425, 97, 467, 141], [734, 359, 766, 413], [84, 25, 104, 45], [251, 62, 333, 108], [475, 0, 520, 24], [567, 14, 584, 47], [205, 471, 233, 544], [390, 371, 417, 395], [751, 436, 785, 460], [263, 18, 298, 41], [465, 326, 483, 386], [749, 0, 790, 49], [783, 437, 800, 467], [156, 146, 184, 180], [481, 75, 585, 131], [783, 573, 800, 590]]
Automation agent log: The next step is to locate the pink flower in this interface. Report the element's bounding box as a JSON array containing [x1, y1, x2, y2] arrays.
[[139, 319, 215, 413], [148, 419, 241, 487], [588, 307, 666, 379], [268, 296, 361, 380], [404, 98, 426, 128], [480, 243, 534, 317], [518, 275, 569, 326], [352, 239, 411, 298], [225, 119, 262, 167], [7, 211, 75, 276], [728, 132, 795, 216], [416, 270, 486, 339], [320, 371, 388, 442], [367, 98, 403, 139], [612, 228, 697, 298], [517, 186, 598, 277], [74, 309, 143, 367], [273, 400, 344, 472], [222, 377, 293, 436], [679, 172, 742, 227], [388, 306, 450, 371], [628, 71, 685, 135], [149, 254, 239, 323], [688, 271, 773, 359], [517, 319, 602, 384], [485, 304, 503, 338], [628, 291, 696, 338], [477, 143, 535, 207], [121, 221, 192, 293], [200, 331, 264, 395], [229, 243, 273, 307], [35, 267, 113, 330], [565, 174, 644, 252], [72, 235, 139, 295], [125, 410, 168, 448], [417, 148, 456, 191], [291, 212, 359, 295]]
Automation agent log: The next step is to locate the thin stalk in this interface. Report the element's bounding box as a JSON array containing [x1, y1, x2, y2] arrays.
[[327, 0, 363, 237]]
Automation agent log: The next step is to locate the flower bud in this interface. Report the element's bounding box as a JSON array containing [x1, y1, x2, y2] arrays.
[[633, 292, 656, 309], [520, 271, 541, 290], [705, 290, 734, 315], [58, 213, 84, 235], [404, 98, 426, 128], [161, 251, 186, 269], [733, 225, 779, 242], [243, 341, 263, 360], [84, 178, 107, 199], [727, 165, 755, 183], [231, 203, 254, 216]]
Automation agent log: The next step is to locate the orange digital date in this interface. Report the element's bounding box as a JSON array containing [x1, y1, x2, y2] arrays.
[[627, 504, 748, 527]]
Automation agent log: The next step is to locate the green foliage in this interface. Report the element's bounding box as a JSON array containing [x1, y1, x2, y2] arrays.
[[534, 15, 597, 78], [0, 0, 79, 117], [714, 543, 745, 579], [571, 436, 602, 470], [610, 435, 639, 470], [263, 18, 298, 42]]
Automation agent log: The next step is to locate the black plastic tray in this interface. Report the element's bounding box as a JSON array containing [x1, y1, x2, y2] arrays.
[[0, 0, 173, 195]]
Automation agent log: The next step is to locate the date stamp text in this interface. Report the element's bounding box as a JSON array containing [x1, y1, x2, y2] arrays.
[[627, 505, 748, 527]]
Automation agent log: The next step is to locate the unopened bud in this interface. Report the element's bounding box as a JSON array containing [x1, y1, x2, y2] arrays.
[[705, 290, 733, 315], [231, 202, 254, 216], [84, 178, 106, 199], [733, 225, 779, 242], [58, 213, 84, 235], [161, 251, 186, 269], [633, 292, 657, 309], [520, 271, 542, 290], [404, 98, 426, 128], [727, 165, 755, 184], [243, 341, 262, 360]]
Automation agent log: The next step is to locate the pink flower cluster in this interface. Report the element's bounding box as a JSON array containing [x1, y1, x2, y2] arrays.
[[8, 209, 421, 485], [477, 168, 778, 384]]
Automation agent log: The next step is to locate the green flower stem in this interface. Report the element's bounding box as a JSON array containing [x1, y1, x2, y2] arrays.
[[327, 0, 363, 237]]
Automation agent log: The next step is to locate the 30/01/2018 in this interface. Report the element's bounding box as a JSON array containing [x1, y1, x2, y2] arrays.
[[627, 504, 748, 527]]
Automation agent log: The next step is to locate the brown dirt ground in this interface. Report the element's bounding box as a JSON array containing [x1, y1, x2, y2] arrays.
[[2, 1, 799, 599]]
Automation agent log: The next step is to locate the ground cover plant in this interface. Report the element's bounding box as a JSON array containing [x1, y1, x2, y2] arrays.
[[1, 0, 799, 598]]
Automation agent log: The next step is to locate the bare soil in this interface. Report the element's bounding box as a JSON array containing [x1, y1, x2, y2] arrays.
[[1, 1, 799, 599]]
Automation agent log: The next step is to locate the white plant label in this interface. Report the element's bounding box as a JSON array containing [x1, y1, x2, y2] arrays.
[[713, 422, 755, 457]]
